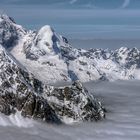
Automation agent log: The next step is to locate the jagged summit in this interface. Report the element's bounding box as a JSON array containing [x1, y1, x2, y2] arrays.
[[0, 14, 26, 48], [23, 24, 72, 59], [25, 25, 62, 58], [0, 14, 16, 23]]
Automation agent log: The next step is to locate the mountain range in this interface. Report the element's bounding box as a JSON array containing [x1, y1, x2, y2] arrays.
[[0, 14, 107, 123], [0, 14, 139, 84]]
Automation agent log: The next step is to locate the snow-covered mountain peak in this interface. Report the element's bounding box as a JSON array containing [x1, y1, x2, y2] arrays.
[[115, 47, 139, 55], [0, 14, 26, 34], [0, 14, 26, 48], [22, 23, 72, 62], [38, 25, 54, 34], [117, 47, 129, 53], [0, 14, 15, 24], [33, 25, 61, 56], [112, 47, 140, 68]]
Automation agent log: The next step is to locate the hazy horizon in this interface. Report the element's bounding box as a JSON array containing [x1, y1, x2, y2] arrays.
[[1, 0, 140, 49]]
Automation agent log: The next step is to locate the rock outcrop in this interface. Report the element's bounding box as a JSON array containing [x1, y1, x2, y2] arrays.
[[43, 81, 105, 123], [0, 45, 105, 123], [0, 45, 60, 123]]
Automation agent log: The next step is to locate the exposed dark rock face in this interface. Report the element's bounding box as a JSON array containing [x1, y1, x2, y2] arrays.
[[0, 45, 60, 123], [0, 45, 105, 123], [44, 81, 105, 123]]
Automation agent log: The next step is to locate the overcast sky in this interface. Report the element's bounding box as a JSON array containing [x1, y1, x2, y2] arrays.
[[1, 0, 140, 9], [0, 0, 140, 40]]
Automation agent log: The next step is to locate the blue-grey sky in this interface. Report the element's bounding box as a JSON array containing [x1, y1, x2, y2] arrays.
[[1, 0, 140, 40], [1, 0, 140, 9]]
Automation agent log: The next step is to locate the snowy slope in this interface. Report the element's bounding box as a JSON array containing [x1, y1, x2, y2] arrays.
[[1, 14, 140, 83], [11, 25, 71, 83]]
